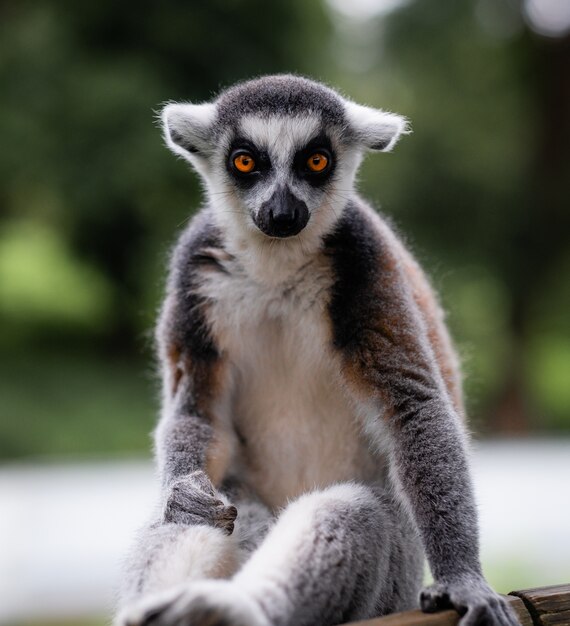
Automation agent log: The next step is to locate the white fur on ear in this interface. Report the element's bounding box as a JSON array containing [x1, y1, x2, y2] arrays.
[[161, 102, 217, 161], [344, 101, 410, 152]]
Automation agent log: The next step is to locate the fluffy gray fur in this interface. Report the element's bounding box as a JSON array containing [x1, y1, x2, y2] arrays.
[[116, 75, 519, 626]]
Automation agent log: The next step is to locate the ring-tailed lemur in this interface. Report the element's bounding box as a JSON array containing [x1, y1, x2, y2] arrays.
[[116, 75, 519, 626]]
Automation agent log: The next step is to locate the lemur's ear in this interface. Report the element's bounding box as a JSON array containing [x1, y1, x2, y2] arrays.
[[161, 102, 217, 161], [345, 101, 409, 152]]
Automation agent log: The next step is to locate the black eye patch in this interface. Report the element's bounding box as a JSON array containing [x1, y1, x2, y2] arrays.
[[293, 134, 336, 187], [226, 137, 271, 190]]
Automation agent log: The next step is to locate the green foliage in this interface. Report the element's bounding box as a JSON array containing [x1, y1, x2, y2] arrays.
[[0, 220, 112, 336], [0, 351, 155, 459], [0, 0, 569, 460], [440, 266, 511, 424]]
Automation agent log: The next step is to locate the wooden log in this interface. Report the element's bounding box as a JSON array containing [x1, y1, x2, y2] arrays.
[[345, 596, 532, 626], [510, 584, 570, 626], [343, 584, 570, 626]]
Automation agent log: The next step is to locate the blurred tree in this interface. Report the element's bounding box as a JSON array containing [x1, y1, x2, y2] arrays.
[[501, 29, 570, 432]]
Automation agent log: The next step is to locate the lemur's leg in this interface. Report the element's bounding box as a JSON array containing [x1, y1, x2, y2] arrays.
[[118, 481, 274, 607], [234, 483, 423, 624], [119, 482, 423, 626], [119, 521, 238, 606], [117, 491, 274, 625]]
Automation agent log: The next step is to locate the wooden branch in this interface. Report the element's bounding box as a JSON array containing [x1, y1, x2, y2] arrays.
[[343, 584, 570, 626], [511, 584, 570, 626]]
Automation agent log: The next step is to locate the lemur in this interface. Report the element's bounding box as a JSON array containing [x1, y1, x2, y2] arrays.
[[117, 75, 519, 626]]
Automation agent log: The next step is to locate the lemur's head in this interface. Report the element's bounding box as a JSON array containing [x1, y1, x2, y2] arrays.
[[162, 75, 407, 246]]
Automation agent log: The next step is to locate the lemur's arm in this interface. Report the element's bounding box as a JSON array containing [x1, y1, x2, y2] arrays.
[[327, 202, 517, 626], [154, 213, 236, 533]]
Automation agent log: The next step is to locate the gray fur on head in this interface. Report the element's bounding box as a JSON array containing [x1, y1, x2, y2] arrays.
[[162, 74, 408, 161], [161, 75, 408, 256]]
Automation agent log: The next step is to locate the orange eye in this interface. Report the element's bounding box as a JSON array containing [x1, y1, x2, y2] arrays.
[[307, 152, 329, 172], [233, 153, 255, 173]]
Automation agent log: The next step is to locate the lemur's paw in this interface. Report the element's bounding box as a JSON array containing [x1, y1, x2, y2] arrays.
[[420, 577, 520, 626], [117, 580, 269, 626], [163, 471, 238, 535]]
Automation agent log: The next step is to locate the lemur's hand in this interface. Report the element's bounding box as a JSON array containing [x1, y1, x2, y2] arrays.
[[421, 576, 520, 626], [163, 470, 237, 535]]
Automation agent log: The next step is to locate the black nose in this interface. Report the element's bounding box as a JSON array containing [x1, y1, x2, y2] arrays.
[[255, 188, 309, 238]]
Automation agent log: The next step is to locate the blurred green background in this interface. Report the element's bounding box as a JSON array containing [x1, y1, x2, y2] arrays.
[[0, 1, 569, 622], [1, 0, 568, 463]]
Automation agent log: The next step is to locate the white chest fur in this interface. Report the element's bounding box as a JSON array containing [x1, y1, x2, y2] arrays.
[[198, 252, 382, 509]]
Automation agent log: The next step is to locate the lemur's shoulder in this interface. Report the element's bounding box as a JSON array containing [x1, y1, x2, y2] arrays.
[[323, 197, 401, 350], [159, 207, 228, 368], [168, 207, 231, 289], [323, 197, 387, 264], [324, 197, 464, 414]]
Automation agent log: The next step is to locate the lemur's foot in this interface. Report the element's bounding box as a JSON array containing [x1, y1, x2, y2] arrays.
[[421, 576, 520, 626], [163, 471, 238, 535], [117, 580, 269, 626]]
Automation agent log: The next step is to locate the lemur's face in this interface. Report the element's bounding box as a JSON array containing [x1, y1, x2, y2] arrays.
[[219, 115, 341, 238], [162, 76, 407, 242]]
